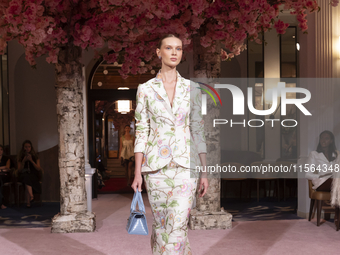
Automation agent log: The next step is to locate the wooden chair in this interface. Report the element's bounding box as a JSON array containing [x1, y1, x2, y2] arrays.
[[335, 207, 340, 231], [2, 182, 14, 206], [308, 179, 331, 226], [251, 161, 280, 202], [220, 162, 249, 201]]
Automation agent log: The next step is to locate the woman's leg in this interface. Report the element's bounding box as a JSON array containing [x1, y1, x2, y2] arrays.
[[0, 186, 5, 209], [25, 184, 34, 205], [0, 177, 7, 209], [144, 161, 198, 255]]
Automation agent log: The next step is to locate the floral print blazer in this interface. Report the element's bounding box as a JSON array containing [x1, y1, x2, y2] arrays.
[[134, 70, 207, 173]]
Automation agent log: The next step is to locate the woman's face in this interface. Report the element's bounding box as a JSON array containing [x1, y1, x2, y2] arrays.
[[24, 143, 32, 153], [319, 133, 333, 149], [157, 37, 183, 68], [125, 126, 131, 133]]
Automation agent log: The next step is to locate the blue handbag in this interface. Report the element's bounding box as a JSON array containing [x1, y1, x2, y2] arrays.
[[126, 191, 149, 235]]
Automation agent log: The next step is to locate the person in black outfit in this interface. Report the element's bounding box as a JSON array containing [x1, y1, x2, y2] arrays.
[[17, 140, 42, 208], [0, 144, 11, 209]]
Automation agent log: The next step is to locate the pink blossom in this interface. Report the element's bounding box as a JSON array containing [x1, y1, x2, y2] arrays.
[[37, 5, 45, 16], [274, 19, 289, 34], [24, 3, 38, 20], [7, 0, 22, 16], [331, 0, 339, 7], [80, 25, 93, 42]]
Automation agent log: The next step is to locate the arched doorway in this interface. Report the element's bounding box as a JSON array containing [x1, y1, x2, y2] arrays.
[[87, 59, 153, 193]]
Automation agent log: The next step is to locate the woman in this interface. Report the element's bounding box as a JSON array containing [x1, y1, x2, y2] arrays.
[[0, 145, 11, 209], [305, 130, 339, 191], [17, 140, 42, 208], [131, 34, 208, 255], [119, 125, 135, 185]]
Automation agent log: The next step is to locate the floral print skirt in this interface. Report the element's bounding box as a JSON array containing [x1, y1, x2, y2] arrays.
[[144, 160, 198, 255]]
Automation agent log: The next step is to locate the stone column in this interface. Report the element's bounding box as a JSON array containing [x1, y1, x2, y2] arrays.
[[51, 46, 96, 233], [189, 35, 232, 230]]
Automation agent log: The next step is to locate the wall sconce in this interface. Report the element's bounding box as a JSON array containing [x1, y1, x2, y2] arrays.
[[296, 43, 300, 51], [115, 100, 131, 114]]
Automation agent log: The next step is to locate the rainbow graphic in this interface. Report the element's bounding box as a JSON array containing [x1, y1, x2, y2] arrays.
[[196, 82, 222, 106]]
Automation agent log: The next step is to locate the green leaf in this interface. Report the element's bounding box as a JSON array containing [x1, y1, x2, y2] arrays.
[[168, 200, 179, 208], [152, 116, 157, 123], [161, 233, 169, 244], [164, 131, 175, 136], [135, 111, 141, 121], [148, 155, 154, 165], [164, 178, 175, 188], [160, 203, 167, 208], [147, 141, 153, 146]]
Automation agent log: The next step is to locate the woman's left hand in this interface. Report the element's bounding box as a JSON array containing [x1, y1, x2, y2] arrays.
[[198, 177, 209, 197], [27, 154, 33, 162]]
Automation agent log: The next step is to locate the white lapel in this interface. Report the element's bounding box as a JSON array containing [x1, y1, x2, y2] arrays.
[[150, 70, 187, 118]]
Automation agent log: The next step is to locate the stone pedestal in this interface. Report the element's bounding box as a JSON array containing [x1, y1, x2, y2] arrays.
[[51, 211, 96, 233], [85, 164, 96, 212], [189, 208, 232, 230]]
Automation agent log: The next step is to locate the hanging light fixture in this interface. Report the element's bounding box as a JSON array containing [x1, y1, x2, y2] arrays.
[[115, 100, 131, 114]]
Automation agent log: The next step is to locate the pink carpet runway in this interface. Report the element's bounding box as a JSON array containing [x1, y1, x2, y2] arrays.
[[1, 194, 339, 255]]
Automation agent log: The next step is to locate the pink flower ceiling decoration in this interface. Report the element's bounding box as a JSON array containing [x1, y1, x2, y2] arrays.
[[0, 0, 338, 78]]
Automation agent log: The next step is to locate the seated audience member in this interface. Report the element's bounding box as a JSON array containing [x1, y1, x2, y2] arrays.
[[17, 140, 42, 208], [305, 130, 340, 191], [305, 130, 340, 225], [0, 145, 11, 209]]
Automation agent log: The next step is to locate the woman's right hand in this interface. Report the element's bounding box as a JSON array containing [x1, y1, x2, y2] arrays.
[[131, 174, 143, 192]]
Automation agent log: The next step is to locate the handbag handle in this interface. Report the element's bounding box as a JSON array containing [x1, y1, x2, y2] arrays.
[[130, 191, 145, 214]]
